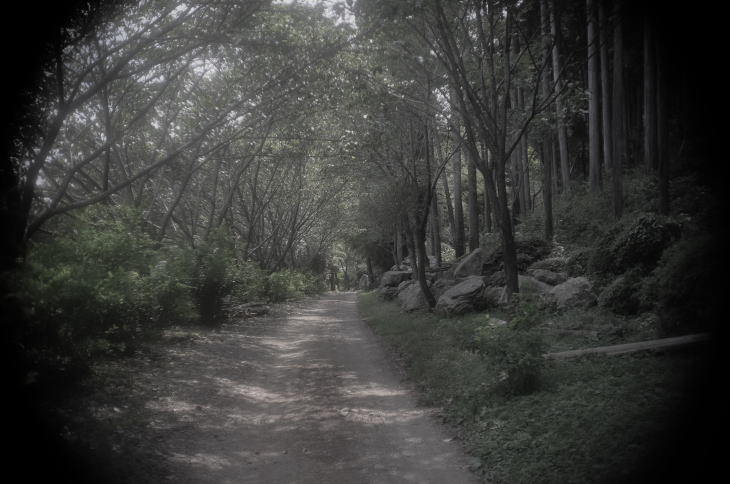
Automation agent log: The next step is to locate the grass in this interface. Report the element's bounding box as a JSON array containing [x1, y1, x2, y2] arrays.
[[357, 291, 704, 483]]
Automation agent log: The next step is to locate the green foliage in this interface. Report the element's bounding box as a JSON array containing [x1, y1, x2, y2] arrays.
[[18, 207, 160, 360], [597, 268, 643, 315], [471, 301, 546, 396], [640, 235, 719, 334], [589, 212, 680, 276], [267, 270, 324, 302]]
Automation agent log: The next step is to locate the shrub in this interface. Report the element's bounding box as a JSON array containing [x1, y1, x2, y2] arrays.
[[472, 322, 546, 396], [266, 270, 324, 302], [589, 212, 680, 276], [18, 207, 158, 359], [471, 301, 546, 396], [640, 235, 720, 334], [597, 269, 643, 315]]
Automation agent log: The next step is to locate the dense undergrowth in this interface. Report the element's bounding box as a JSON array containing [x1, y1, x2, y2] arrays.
[[12, 206, 325, 387], [358, 292, 704, 483]]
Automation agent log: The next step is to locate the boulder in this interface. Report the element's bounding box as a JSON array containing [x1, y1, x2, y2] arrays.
[[528, 268, 568, 286], [453, 248, 484, 279], [485, 271, 505, 287], [550, 277, 597, 309], [380, 270, 412, 288], [431, 278, 457, 300], [436, 276, 491, 315], [481, 238, 552, 276], [397, 280, 430, 312]]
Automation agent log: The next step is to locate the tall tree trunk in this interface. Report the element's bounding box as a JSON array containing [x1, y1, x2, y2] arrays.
[[611, 0, 625, 218], [496, 149, 519, 297], [657, 48, 670, 215], [598, 0, 612, 184], [520, 129, 531, 212], [541, 140, 554, 240], [467, 152, 480, 251], [431, 191, 442, 265], [540, 0, 555, 240], [414, 223, 436, 308], [452, 132, 466, 257], [395, 223, 403, 266], [481, 142, 494, 233], [587, 0, 601, 192], [550, 0, 570, 194], [643, 8, 658, 171], [441, 174, 456, 242]]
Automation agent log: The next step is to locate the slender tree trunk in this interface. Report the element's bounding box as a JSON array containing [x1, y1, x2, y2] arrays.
[[520, 129, 531, 212], [431, 191, 442, 265], [541, 140, 554, 240], [467, 152, 480, 251], [599, 0, 613, 184], [441, 174, 456, 242], [395, 223, 403, 266], [587, 0, 601, 192], [611, 0, 625, 218], [643, 8, 658, 171], [496, 149, 519, 297], [479, 142, 494, 233], [550, 0, 570, 194], [452, 133, 466, 257], [414, 223, 436, 308], [657, 49, 670, 215]]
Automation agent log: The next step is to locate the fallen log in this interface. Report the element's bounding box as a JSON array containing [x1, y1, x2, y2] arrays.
[[545, 333, 711, 359]]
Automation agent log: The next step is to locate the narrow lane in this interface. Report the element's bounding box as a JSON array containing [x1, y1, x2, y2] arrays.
[[147, 292, 479, 483]]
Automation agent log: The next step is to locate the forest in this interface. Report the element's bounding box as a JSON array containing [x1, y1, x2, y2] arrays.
[[1, 0, 724, 482]]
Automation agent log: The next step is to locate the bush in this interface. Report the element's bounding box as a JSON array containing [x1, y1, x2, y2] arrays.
[[597, 269, 643, 315], [589, 212, 680, 276], [640, 235, 720, 334], [266, 270, 324, 302], [471, 300, 546, 396], [18, 207, 159, 360], [472, 321, 546, 396]]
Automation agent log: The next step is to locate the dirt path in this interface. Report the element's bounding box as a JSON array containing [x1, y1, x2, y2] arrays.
[[83, 292, 479, 483]]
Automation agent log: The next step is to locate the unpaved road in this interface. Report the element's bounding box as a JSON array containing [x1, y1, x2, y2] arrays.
[[83, 292, 479, 483]]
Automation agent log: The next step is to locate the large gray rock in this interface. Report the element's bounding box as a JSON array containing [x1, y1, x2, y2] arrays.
[[550, 277, 597, 309], [380, 270, 412, 288], [397, 281, 430, 312], [453, 248, 484, 279], [435, 276, 491, 316], [431, 278, 457, 300], [528, 268, 568, 286]]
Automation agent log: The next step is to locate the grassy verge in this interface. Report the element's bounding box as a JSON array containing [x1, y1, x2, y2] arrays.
[[357, 292, 705, 483]]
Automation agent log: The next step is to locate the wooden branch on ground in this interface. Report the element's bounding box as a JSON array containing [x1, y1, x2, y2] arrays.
[[545, 333, 711, 359]]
